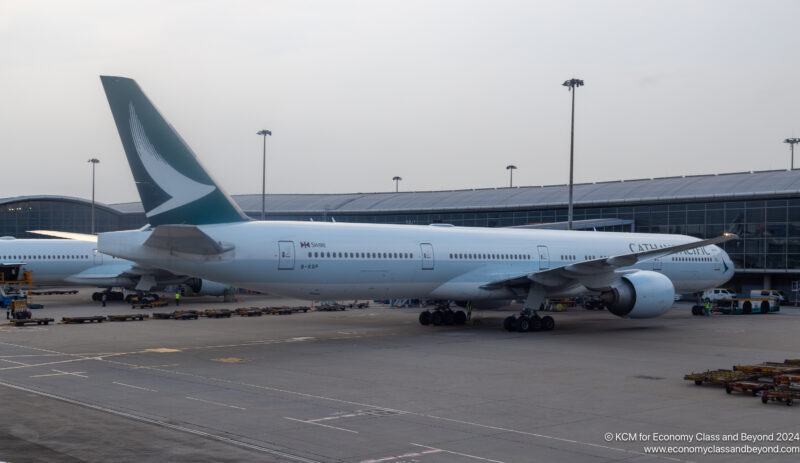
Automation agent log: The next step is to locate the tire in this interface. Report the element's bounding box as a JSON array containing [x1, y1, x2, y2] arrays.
[[419, 311, 431, 325], [760, 301, 770, 314], [762, 395, 769, 404], [453, 310, 467, 325], [91, 292, 101, 302], [691, 306, 700, 316], [695, 380, 702, 386], [124, 295, 133, 303], [516, 316, 530, 332], [504, 316, 516, 331], [742, 301, 752, 314], [541, 316, 555, 331], [443, 310, 455, 325], [431, 311, 443, 326], [787, 399, 793, 407], [725, 386, 732, 394], [530, 317, 542, 332]]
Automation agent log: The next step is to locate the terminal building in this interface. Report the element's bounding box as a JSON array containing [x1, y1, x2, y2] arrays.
[[2, 169, 799, 296]]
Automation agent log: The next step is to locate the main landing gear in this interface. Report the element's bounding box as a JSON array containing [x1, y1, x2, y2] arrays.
[[418, 304, 467, 326], [503, 313, 555, 332]]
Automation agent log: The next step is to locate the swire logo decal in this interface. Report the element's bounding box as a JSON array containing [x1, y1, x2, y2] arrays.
[[300, 241, 326, 248], [300, 242, 310, 248]]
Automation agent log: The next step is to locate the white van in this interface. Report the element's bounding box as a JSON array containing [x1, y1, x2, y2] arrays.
[[749, 289, 787, 305], [702, 288, 737, 302]]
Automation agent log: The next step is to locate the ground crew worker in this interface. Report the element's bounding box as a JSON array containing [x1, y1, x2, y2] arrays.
[[175, 292, 180, 306], [101, 292, 107, 307], [704, 300, 711, 317]]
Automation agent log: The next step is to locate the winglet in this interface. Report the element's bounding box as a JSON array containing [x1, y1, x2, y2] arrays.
[[100, 76, 249, 226]]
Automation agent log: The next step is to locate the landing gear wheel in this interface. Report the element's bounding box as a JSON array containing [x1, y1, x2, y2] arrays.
[[431, 311, 444, 326], [516, 316, 530, 332], [443, 310, 455, 326], [541, 315, 555, 331], [453, 310, 467, 325], [504, 316, 517, 331], [419, 311, 431, 325]]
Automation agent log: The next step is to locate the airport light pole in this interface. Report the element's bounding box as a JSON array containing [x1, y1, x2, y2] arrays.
[[257, 129, 272, 220], [88, 158, 100, 234], [506, 165, 517, 188], [785, 138, 800, 170], [393, 176, 402, 192], [563, 78, 584, 231]]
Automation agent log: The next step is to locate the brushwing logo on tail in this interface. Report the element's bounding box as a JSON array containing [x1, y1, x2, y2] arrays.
[[128, 102, 215, 218]]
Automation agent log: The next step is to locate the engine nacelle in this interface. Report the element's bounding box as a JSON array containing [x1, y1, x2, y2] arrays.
[[600, 271, 675, 319], [186, 278, 230, 296]]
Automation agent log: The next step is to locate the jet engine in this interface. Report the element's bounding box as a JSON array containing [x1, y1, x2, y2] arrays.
[[186, 278, 230, 296], [600, 271, 675, 319]]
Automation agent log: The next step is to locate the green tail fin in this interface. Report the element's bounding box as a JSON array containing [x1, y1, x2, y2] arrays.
[[100, 76, 249, 226]]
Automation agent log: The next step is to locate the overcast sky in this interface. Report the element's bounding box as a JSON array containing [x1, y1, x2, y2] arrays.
[[1, 0, 799, 205]]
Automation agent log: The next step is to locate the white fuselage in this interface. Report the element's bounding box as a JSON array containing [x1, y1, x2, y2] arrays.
[[0, 239, 130, 287], [99, 221, 735, 301]]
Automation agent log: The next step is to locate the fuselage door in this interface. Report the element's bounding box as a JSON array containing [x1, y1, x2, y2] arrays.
[[93, 248, 103, 265], [537, 245, 549, 270], [278, 241, 295, 270], [420, 243, 434, 270]]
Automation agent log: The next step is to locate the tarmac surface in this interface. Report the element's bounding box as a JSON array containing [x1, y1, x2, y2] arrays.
[[1, 291, 799, 463]]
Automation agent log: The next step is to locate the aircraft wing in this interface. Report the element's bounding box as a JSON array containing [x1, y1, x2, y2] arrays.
[[28, 230, 98, 242], [481, 233, 737, 291], [64, 262, 136, 281]]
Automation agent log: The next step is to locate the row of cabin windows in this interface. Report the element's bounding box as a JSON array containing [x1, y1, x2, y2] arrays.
[[449, 253, 531, 260], [308, 251, 414, 259], [672, 256, 713, 262], [2, 254, 91, 260]]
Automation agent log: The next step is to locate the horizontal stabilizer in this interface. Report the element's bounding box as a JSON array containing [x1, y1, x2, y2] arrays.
[[143, 225, 234, 255], [64, 263, 134, 281]]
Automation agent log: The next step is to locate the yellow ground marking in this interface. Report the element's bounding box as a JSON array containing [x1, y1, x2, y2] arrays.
[[211, 357, 250, 363]]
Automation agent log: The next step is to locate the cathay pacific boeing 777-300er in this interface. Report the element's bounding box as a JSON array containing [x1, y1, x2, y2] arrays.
[[96, 75, 736, 332]]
